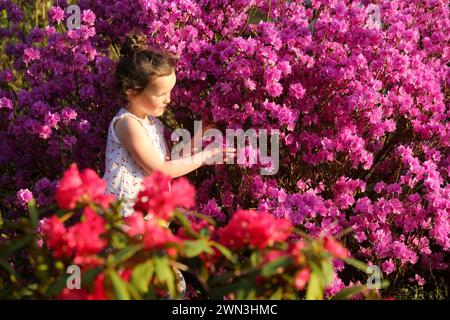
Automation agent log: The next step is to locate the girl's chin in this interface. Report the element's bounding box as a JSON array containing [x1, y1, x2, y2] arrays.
[[147, 107, 165, 116]]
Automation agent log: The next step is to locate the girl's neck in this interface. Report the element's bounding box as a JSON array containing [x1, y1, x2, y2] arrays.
[[124, 103, 148, 120]]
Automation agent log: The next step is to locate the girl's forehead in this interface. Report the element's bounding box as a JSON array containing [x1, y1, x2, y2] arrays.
[[149, 72, 176, 91]]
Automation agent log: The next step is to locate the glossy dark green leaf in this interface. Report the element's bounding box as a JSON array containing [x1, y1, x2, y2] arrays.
[[27, 199, 39, 229], [131, 261, 154, 294], [331, 285, 366, 300], [261, 255, 292, 278], [342, 257, 369, 273], [305, 271, 323, 300], [108, 269, 131, 300], [182, 239, 213, 258], [154, 255, 176, 298], [0, 235, 33, 258], [112, 244, 142, 266]]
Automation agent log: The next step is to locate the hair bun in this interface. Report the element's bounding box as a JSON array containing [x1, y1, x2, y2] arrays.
[[120, 33, 148, 56]]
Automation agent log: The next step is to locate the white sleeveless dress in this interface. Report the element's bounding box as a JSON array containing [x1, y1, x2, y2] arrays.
[[103, 107, 169, 217]]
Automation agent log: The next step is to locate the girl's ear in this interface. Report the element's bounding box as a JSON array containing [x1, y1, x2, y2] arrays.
[[125, 89, 139, 98]]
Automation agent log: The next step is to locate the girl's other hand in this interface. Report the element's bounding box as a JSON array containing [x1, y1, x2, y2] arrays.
[[204, 146, 236, 164], [202, 122, 217, 134]]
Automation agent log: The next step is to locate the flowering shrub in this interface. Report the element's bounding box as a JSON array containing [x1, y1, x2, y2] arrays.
[[0, 0, 448, 296], [0, 165, 380, 300]]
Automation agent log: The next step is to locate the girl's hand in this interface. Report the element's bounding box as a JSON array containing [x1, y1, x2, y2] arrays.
[[203, 146, 236, 164], [202, 122, 217, 135]]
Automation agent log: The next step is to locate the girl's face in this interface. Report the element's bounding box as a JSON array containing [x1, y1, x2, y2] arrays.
[[130, 71, 176, 117]]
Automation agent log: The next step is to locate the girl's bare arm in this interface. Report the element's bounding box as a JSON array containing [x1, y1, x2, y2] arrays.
[[114, 116, 235, 178]]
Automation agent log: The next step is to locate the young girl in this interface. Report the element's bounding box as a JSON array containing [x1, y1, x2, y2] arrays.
[[103, 33, 235, 218], [102, 33, 235, 299]]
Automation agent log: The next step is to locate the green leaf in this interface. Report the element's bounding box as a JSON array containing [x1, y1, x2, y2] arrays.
[[305, 271, 323, 300], [210, 242, 235, 263], [27, 199, 39, 229], [0, 259, 18, 278], [82, 268, 102, 291], [154, 255, 176, 298], [236, 281, 256, 300], [143, 286, 157, 300], [342, 257, 369, 273], [331, 285, 366, 300], [112, 244, 142, 266], [124, 281, 142, 300], [0, 235, 33, 258], [269, 287, 283, 300], [111, 232, 127, 250], [250, 251, 259, 267], [107, 270, 131, 300], [211, 278, 252, 300], [173, 211, 197, 236], [131, 261, 154, 294], [261, 255, 292, 278], [182, 239, 213, 258], [320, 259, 334, 286], [47, 275, 70, 296], [209, 270, 237, 287]]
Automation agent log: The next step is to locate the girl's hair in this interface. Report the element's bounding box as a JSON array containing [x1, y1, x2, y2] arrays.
[[115, 32, 179, 97]]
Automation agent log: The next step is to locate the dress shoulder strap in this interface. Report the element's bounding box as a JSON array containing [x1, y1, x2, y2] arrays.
[[110, 108, 147, 145]]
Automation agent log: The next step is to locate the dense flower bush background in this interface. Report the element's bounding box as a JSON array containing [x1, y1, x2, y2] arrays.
[[0, 0, 449, 298]]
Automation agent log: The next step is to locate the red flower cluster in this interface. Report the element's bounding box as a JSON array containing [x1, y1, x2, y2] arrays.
[[56, 272, 107, 300], [55, 163, 115, 210], [323, 237, 350, 259], [124, 212, 182, 256], [294, 268, 311, 290], [41, 207, 107, 267], [218, 209, 293, 250], [133, 171, 195, 221]]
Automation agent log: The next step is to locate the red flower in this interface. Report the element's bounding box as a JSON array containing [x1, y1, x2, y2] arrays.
[[263, 250, 287, 264], [142, 220, 182, 255], [56, 288, 89, 300], [133, 171, 195, 221], [87, 273, 109, 300], [124, 211, 147, 236], [55, 163, 84, 209], [294, 268, 311, 290], [55, 163, 115, 210], [218, 210, 293, 250], [177, 220, 214, 240], [57, 273, 109, 300], [124, 211, 182, 255], [170, 177, 196, 209], [41, 216, 73, 258], [41, 208, 107, 265], [289, 240, 306, 265], [69, 207, 107, 258], [323, 237, 349, 259]]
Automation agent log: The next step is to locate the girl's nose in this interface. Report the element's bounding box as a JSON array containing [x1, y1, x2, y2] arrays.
[[164, 95, 171, 104]]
